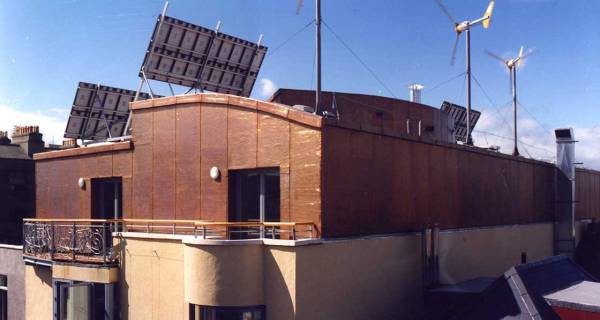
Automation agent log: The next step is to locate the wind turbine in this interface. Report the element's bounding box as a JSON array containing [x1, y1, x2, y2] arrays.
[[435, 0, 495, 145], [485, 46, 535, 156]]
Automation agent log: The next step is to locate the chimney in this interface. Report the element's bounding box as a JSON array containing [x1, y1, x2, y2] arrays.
[[0, 131, 10, 145], [408, 84, 424, 103], [61, 139, 78, 149], [11, 126, 44, 157], [554, 128, 576, 257]]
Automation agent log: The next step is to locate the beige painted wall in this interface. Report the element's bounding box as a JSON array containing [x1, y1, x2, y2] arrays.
[[293, 235, 423, 320], [184, 243, 264, 307], [119, 237, 187, 320], [25, 265, 53, 320], [438, 223, 554, 283], [53, 264, 118, 284], [264, 247, 297, 320], [24, 222, 562, 320]]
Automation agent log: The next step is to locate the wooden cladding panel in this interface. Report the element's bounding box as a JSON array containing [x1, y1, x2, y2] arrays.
[[322, 125, 560, 237], [132, 110, 153, 219], [257, 113, 290, 168], [200, 104, 229, 222], [228, 107, 258, 169], [35, 150, 135, 220], [152, 107, 176, 219], [577, 169, 600, 219], [175, 104, 202, 220], [36, 101, 323, 227], [35, 160, 49, 218], [289, 123, 322, 226]]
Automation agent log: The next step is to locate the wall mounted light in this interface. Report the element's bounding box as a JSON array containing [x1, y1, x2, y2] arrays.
[[78, 178, 86, 189], [209, 167, 220, 180]]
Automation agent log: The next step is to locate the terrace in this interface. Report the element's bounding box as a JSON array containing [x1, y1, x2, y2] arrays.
[[22, 219, 317, 266]]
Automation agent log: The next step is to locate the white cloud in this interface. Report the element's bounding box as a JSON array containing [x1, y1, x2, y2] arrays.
[[0, 105, 68, 146], [472, 107, 600, 170], [258, 78, 278, 99]]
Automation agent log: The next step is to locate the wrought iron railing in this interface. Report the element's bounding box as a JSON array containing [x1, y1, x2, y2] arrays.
[[23, 219, 317, 265], [23, 220, 117, 265]]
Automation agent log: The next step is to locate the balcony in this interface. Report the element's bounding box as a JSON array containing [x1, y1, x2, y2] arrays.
[[23, 219, 317, 265]]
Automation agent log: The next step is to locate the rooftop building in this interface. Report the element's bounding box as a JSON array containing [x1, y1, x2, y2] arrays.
[[22, 90, 600, 319]]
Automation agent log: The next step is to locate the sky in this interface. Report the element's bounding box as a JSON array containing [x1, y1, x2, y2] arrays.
[[1, 0, 600, 167]]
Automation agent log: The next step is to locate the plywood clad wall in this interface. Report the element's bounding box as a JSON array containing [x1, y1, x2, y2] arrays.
[[576, 169, 600, 219], [132, 109, 154, 219], [35, 151, 133, 219], [321, 125, 558, 237], [175, 104, 201, 220], [131, 102, 322, 224], [37, 102, 322, 226], [199, 104, 228, 221]]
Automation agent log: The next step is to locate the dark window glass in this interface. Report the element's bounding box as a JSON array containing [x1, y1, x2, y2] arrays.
[[189, 305, 265, 320]]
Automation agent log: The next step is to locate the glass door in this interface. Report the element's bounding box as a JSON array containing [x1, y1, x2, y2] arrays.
[[56, 282, 92, 320], [228, 168, 280, 239]]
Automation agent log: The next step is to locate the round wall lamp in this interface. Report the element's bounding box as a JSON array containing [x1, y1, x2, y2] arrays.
[[78, 178, 86, 189], [209, 167, 220, 180]]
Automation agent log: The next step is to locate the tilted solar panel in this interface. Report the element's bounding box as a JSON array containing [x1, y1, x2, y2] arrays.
[[139, 15, 267, 97]]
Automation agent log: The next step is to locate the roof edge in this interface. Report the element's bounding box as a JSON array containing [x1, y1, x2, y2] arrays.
[[33, 141, 132, 161], [130, 93, 323, 128]]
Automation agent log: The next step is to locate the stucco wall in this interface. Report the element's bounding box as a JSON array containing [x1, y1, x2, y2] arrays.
[[294, 235, 423, 320], [25, 264, 53, 320], [23, 222, 560, 319], [0, 245, 25, 320], [184, 242, 264, 307], [119, 237, 186, 320], [438, 223, 554, 283]]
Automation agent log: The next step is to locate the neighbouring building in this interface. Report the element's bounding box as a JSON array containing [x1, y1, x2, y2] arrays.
[[0, 126, 63, 320], [22, 90, 600, 319]]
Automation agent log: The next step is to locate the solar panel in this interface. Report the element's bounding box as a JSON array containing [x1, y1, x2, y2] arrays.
[[440, 101, 481, 143], [64, 82, 155, 141], [139, 15, 267, 97]]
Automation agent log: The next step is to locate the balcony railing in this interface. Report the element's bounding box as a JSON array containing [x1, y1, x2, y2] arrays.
[[23, 219, 317, 265], [23, 220, 117, 265]]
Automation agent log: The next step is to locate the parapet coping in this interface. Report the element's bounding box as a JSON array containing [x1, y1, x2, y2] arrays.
[[33, 141, 132, 160], [129, 93, 323, 129]]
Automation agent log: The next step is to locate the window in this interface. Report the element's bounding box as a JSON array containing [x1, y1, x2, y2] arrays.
[[53, 280, 115, 320], [228, 168, 280, 239], [0, 274, 6, 320], [189, 305, 265, 320], [91, 177, 123, 220]]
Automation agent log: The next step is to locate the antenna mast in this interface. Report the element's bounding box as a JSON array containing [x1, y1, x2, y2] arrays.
[[315, 0, 322, 114]]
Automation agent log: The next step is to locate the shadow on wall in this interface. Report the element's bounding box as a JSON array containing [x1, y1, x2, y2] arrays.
[[263, 247, 295, 320], [118, 239, 128, 320]]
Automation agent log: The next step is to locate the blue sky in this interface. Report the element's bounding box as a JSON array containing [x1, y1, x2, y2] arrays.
[[1, 0, 599, 166]]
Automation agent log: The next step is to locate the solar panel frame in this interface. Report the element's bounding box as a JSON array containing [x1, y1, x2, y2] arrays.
[[440, 101, 481, 143], [64, 82, 155, 141], [139, 15, 268, 97]]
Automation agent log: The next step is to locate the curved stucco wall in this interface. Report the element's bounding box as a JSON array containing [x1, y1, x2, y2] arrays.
[[184, 242, 264, 306]]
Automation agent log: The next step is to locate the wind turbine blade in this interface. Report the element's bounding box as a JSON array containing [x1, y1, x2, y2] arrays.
[[434, 0, 457, 24], [482, 1, 495, 29], [484, 49, 505, 63], [450, 33, 460, 66], [516, 48, 536, 67], [516, 46, 524, 67], [296, 0, 304, 15], [520, 48, 536, 60]]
